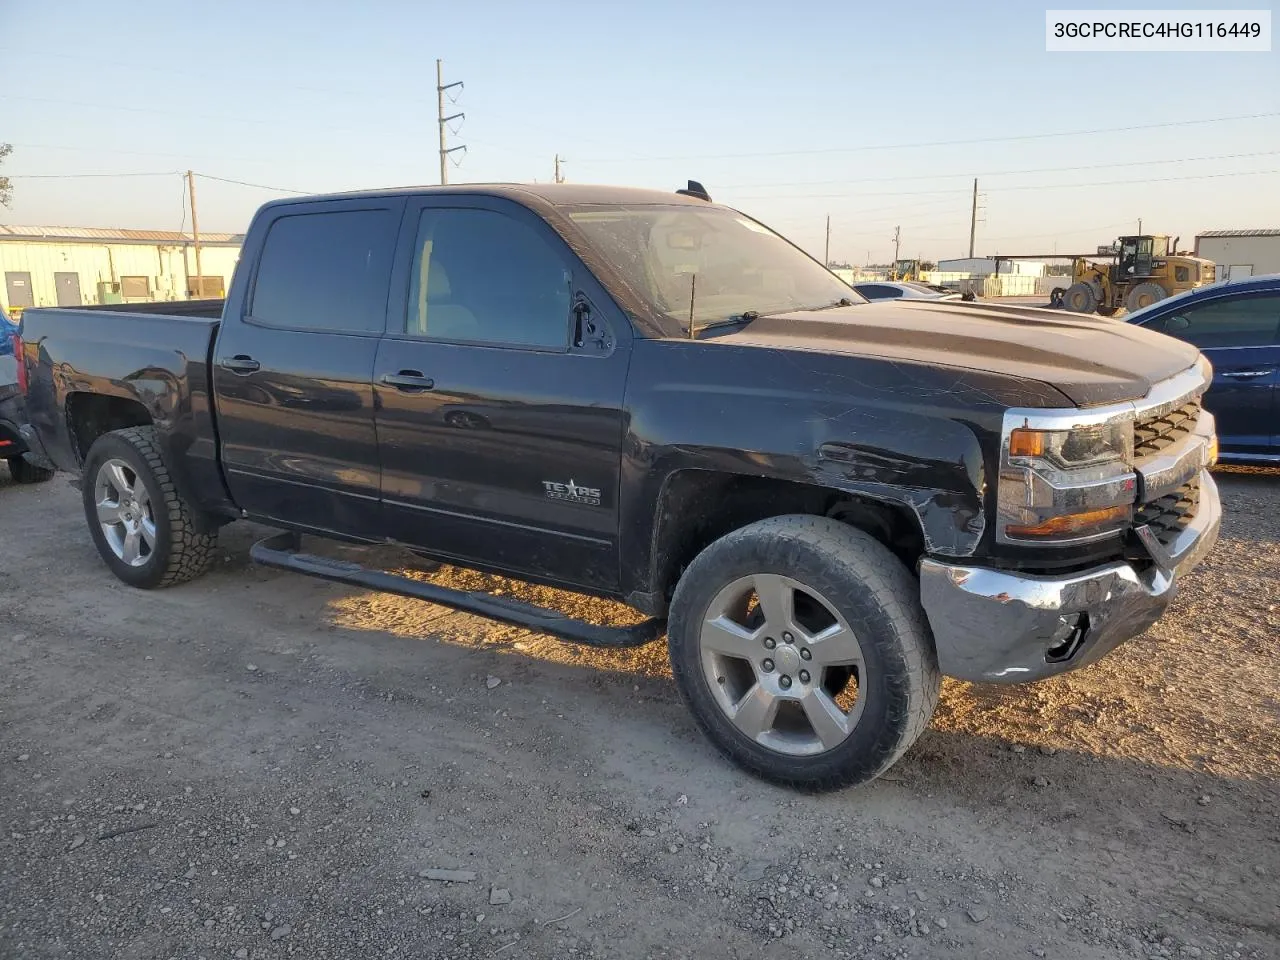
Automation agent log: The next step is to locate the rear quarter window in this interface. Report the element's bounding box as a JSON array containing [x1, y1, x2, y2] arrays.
[[250, 208, 398, 334]]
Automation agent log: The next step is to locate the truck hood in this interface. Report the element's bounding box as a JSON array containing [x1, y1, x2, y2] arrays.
[[712, 300, 1201, 407]]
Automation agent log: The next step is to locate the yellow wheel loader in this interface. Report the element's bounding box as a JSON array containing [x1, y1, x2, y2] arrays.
[[1057, 235, 1215, 316]]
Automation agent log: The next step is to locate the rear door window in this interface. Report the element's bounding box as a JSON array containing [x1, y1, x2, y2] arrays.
[[1144, 295, 1280, 348], [251, 208, 398, 334]]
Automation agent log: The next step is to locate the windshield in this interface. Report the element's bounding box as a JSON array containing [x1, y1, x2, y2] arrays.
[[566, 204, 863, 327]]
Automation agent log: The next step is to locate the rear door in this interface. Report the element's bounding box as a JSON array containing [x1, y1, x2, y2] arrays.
[[1137, 292, 1280, 457], [212, 197, 404, 536], [373, 196, 630, 590]]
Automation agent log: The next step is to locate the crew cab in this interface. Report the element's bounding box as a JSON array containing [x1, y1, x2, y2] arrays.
[[18, 183, 1221, 789]]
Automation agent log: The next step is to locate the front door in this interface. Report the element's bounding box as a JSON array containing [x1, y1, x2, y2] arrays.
[[54, 272, 82, 306], [1138, 292, 1280, 456], [212, 198, 404, 537], [4, 272, 33, 310], [373, 198, 630, 590]]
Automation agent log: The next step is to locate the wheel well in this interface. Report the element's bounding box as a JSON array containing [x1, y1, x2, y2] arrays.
[[650, 471, 925, 610], [66, 393, 153, 463]]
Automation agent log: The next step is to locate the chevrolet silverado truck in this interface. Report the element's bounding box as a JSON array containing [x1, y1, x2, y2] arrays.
[[18, 182, 1221, 789]]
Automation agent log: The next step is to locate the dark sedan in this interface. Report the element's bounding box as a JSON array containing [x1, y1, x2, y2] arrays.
[[1125, 275, 1280, 463]]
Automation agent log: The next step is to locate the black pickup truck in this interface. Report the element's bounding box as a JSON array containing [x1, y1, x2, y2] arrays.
[[18, 182, 1221, 789]]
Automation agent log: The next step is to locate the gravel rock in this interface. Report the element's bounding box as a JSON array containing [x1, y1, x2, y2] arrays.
[[489, 886, 512, 905], [967, 907, 990, 923], [270, 924, 291, 940], [485, 676, 502, 690]]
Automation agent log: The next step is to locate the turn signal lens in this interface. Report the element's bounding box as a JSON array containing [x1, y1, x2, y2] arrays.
[[1009, 428, 1047, 459], [1005, 504, 1130, 539]]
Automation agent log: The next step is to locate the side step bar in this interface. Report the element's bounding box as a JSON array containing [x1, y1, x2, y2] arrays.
[[249, 531, 667, 649]]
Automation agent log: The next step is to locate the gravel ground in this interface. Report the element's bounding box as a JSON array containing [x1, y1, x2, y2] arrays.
[[2, 466, 1277, 960]]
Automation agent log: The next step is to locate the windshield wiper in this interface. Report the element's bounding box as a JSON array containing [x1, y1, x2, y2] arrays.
[[690, 311, 761, 337], [801, 297, 856, 311]]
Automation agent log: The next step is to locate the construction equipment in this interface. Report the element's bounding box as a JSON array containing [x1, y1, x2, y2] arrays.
[[1054, 235, 1215, 315], [889, 259, 922, 282]]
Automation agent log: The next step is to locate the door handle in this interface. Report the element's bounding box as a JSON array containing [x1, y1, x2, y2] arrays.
[[1221, 369, 1274, 379], [380, 371, 435, 392], [220, 355, 260, 374]]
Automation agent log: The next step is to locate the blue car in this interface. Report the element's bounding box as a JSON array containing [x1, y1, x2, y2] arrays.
[[0, 314, 16, 357], [1125, 275, 1280, 464]]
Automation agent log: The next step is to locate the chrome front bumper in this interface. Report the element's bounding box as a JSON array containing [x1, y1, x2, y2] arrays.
[[919, 469, 1221, 684]]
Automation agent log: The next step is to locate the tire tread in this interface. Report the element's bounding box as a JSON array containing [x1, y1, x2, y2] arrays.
[[87, 427, 216, 587]]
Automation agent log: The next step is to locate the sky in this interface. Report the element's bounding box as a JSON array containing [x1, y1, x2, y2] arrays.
[[2, 0, 1278, 264]]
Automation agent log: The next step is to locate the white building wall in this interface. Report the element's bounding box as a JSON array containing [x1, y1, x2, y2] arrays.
[[1, 241, 241, 311], [1195, 235, 1280, 279]]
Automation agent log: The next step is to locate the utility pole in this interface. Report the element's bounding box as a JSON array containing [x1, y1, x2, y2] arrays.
[[968, 178, 978, 258], [1137, 217, 1143, 234], [186, 170, 203, 299], [824, 215, 831, 266], [436, 59, 465, 185], [554, 154, 565, 183], [892, 226, 901, 277]]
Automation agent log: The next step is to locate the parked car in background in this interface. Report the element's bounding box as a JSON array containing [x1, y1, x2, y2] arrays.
[[1, 324, 55, 484], [1125, 274, 1279, 463], [852, 281, 961, 301], [1, 314, 18, 357]]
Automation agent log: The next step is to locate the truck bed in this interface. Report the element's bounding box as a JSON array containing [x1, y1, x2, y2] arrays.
[[18, 301, 226, 511]]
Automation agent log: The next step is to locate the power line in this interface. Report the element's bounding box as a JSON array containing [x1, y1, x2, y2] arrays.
[[6, 171, 178, 179], [196, 173, 310, 194], [725, 167, 1279, 202], [575, 111, 1280, 163], [714, 148, 1280, 189]]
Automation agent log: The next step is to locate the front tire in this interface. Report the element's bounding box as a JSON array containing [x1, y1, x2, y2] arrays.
[[1063, 282, 1098, 314], [667, 515, 940, 790], [1126, 281, 1165, 312], [8, 456, 55, 484], [81, 427, 217, 588]]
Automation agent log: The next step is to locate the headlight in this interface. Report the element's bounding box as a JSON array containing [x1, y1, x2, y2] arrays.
[[999, 417, 1137, 545], [1008, 421, 1132, 470]]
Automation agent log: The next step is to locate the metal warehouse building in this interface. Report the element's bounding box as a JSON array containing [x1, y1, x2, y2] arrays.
[[1194, 229, 1280, 282], [1, 225, 242, 317]]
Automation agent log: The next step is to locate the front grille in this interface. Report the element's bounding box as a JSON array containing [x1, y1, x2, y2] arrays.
[[1133, 397, 1201, 460], [1135, 477, 1200, 547]]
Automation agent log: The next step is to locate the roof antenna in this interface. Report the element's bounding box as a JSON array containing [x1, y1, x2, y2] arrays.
[[676, 180, 711, 202]]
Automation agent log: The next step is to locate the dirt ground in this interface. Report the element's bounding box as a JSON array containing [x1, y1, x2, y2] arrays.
[[2, 467, 1277, 960]]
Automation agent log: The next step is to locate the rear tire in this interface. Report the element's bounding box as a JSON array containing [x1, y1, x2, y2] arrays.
[[1063, 282, 1098, 314], [667, 515, 940, 791], [81, 427, 217, 588], [1126, 281, 1165, 312], [8, 456, 54, 484]]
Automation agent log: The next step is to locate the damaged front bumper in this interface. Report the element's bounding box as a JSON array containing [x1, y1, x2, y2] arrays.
[[918, 469, 1221, 684]]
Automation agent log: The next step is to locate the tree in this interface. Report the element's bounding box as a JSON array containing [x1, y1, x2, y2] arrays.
[[0, 143, 12, 208], [920, 261, 938, 271]]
